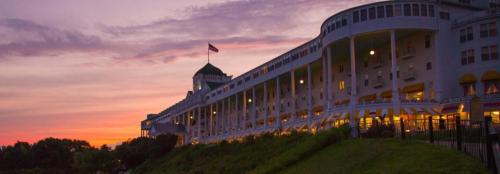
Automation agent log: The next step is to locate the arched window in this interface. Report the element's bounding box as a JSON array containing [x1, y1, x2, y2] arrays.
[[459, 74, 477, 96], [481, 71, 500, 95]]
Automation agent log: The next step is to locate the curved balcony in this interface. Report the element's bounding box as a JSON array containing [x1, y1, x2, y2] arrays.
[[321, 1, 440, 46]]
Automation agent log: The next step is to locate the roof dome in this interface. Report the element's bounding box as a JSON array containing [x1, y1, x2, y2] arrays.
[[194, 63, 225, 77]]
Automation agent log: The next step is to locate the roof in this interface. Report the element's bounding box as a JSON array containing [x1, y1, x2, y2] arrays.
[[206, 82, 224, 90], [194, 63, 225, 77], [150, 123, 186, 137]]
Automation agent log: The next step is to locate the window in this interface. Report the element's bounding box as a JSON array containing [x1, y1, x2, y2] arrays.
[[364, 79, 369, 87], [353, 11, 359, 23], [342, 18, 347, 26], [377, 6, 385, 18], [275, 61, 282, 68], [482, 45, 499, 61], [461, 51, 467, 65], [480, 22, 497, 38], [421, 4, 428, 16], [361, 9, 367, 21], [484, 80, 499, 95], [283, 58, 290, 64], [492, 45, 499, 60], [439, 11, 450, 20], [459, 0, 471, 4], [369, 7, 376, 20], [462, 83, 476, 96], [404, 4, 411, 16], [395, 4, 402, 16], [429, 5, 435, 17], [386, 5, 394, 17], [425, 35, 431, 48], [466, 27, 473, 41], [339, 81, 345, 91], [426, 62, 432, 70], [412, 4, 419, 16], [460, 29, 467, 43], [482, 46, 490, 61], [467, 49, 475, 64], [339, 64, 344, 73]]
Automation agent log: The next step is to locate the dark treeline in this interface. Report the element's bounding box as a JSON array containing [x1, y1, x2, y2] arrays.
[[0, 134, 177, 174]]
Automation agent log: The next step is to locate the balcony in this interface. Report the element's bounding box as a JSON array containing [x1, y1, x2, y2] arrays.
[[399, 48, 416, 60], [371, 78, 385, 89], [402, 69, 417, 81]]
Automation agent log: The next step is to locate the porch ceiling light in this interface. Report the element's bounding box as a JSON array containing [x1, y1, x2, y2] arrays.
[[213, 111, 217, 114], [370, 49, 375, 56], [248, 99, 252, 103], [299, 79, 304, 84]]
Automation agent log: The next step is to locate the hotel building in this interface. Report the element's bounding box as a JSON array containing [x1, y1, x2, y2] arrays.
[[141, 0, 500, 145]]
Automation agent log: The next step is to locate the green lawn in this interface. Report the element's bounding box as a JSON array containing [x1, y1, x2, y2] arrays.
[[280, 139, 489, 174], [132, 127, 489, 174]]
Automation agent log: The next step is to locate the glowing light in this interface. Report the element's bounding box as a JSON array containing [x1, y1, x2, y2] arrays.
[[299, 79, 304, 84], [248, 99, 252, 103], [213, 111, 217, 114], [190, 116, 194, 119], [370, 50, 375, 55]]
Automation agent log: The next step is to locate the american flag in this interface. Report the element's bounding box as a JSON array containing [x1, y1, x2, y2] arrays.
[[208, 43, 219, 53]]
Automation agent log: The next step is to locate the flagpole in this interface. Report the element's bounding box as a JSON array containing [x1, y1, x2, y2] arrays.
[[208, 42, 210, 63]]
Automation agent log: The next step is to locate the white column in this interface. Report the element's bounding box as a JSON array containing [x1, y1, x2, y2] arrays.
[[291, 70, 296, 122], [235, 93, 239, 132], [222, 99, 226, 135], [326, 48, 333, 114], [307, 64, 313, 130], [391, 30, 401, 119], [243, 91, 247, 130], [228, 96, 232, 135], [252, 87, 256, 130], [276, 77, 281, 128], [264, 82, 268, 129], [197, 107, 201, 140], [349, 36, 357, 136], [434, 31, 443, 101], [210, 104, 216, 136], [322, 57, 328, 114]]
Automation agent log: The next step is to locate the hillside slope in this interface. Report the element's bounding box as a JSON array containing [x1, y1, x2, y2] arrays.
[[132, 127, 488, 174]]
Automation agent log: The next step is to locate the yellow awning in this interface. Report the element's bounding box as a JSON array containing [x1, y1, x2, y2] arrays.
[[402, 83, 425, 93], [381, 90, 392, 98], [481, 70, 500, 81], [359, 94, 377, 102], [459, 73, 477, 84]]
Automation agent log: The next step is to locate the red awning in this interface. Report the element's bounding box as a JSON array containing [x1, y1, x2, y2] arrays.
[[483, 102, 500, 111], [440, 103, 460, 114]]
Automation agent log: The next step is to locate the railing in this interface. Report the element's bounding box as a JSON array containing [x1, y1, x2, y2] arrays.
[[371, 78, 385, 88], [396, 116, 499, 173], [401, 69, 417, 81], [399, 48, 416, 60]]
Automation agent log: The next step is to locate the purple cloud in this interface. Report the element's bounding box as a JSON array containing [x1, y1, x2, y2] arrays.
[[0, 18, 109, 58]]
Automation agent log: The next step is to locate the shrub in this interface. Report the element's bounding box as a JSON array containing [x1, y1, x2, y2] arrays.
[[361, 122, 395, 138]]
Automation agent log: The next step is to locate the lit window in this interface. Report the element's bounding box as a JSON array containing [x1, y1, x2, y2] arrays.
[[339, 81, 345, 91], [395, 4, 402, 16]]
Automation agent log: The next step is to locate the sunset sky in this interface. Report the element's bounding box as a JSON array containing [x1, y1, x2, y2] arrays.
[[0, 0, 378, 147]]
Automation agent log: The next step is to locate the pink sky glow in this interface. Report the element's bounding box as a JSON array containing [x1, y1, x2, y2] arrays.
[[0, 0, 379, 147]]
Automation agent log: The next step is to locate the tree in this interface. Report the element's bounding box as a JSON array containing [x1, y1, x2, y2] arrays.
[[115, 137, 152, 169], [72, 145, 118, 173], [1, 141, 33, 169], [31, 138, 92, 169], [148, 134, 177, 159]]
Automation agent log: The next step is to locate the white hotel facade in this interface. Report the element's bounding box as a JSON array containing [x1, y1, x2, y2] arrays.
[[141, 0, 500, 145]]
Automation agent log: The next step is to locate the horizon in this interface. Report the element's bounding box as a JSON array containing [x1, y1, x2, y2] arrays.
[[0, 0, 379, 147]]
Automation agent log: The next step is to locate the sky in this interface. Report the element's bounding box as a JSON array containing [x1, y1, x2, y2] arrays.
[[0, 0, 378, 147]]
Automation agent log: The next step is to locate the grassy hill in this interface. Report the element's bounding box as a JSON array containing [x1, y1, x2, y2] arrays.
[[132, 126, 489, 174]]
